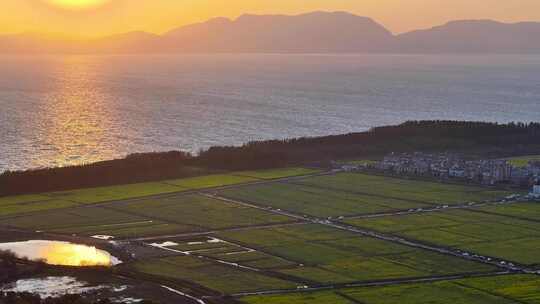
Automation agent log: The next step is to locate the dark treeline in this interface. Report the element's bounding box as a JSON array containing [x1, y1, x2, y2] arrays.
[[1, 121, 539, 197]]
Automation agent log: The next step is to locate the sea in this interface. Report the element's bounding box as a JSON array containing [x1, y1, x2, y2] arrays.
[[1, 54, 539, 172]]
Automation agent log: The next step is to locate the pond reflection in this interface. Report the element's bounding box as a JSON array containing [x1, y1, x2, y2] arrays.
[[0, 240, 120, 267]]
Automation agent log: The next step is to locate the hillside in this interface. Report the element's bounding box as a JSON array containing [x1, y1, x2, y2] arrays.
[[397, 20, 540, 53], [2, 12, 539, 53]]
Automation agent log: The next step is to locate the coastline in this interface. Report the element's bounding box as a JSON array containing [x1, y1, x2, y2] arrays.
[[2, 120, 539, 197]]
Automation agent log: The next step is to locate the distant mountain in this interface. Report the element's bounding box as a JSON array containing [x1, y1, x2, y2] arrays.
[[162, 11, 394, 52], [1, 12, 539, 54], [396, 20, 540, 53]]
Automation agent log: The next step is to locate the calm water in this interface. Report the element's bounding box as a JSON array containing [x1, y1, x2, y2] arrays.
[[1, 54, 539, 172], [0, 240, 120, 266]]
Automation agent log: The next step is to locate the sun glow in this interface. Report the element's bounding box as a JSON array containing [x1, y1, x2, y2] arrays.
[[40, 242, 113, 266], [44, 0, 111, 10], [0, 240, 117, 267]]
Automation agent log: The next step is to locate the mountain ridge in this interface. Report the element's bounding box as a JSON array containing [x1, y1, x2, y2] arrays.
[[1, 11, 539, 54]]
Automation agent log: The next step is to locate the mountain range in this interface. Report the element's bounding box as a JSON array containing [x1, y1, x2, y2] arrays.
[[2, 11, 540, 54]]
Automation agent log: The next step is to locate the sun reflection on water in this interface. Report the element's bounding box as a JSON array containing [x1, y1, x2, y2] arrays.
[[35, 56, 118, 169], [39, 242, 113, 266], [0, 240, 116, 267]]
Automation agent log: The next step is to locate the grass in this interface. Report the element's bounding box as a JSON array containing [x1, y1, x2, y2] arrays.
[[235, 168, 321, 180], [476, 202, 540, 222], [244, 291, 355, 304], [165, 174, 258, 189], [218, 224, 493, 285], [0, 167, 317, 216], [108, 194, 292, 232], [166, 236, 298, 269], [220, 183, 432, 218], [241, 274, 540, 304], [46, 182, 185, 204], [0, 193, 292, 238], [0, 205, 186, 238], [346, 207, 540, 265], [299, 173, 513, 206], [133, 255, 297, 294], [0, 199, 80, 217], [507, 155, 540, 167]]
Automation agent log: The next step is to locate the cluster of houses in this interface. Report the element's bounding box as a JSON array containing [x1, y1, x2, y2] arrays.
[[345, 152, 540, 192]]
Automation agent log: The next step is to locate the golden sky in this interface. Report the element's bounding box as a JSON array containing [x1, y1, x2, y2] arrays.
[[3, 0, 540, 37]]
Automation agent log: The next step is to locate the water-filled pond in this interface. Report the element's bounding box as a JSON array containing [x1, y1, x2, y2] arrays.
[[0, 240, 121, 266], [0, 276, 141, 303], [1, 276, 109, 298]]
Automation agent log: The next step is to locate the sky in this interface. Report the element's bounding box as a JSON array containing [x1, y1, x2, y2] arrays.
[[2, 0, 540, 37]]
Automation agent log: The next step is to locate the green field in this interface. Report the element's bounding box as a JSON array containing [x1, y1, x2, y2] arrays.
[[0, 193, 292, 238], [217, 224, 493, 285], [0, 168, 318, 217], [345, 206, 540, 265], [133, 255, 296, 294], [165, 174, 258, 189], [163, 236, 299, 270], [0, 197, 80, 217], [476, 202, 540, 222], [2, 169, 535, 301], [298, 173, 512, 206], [235, 168, 321, 180], [242, 274, 540, 304], [221, 183, 432, 217], [507, 155, 540, 167]]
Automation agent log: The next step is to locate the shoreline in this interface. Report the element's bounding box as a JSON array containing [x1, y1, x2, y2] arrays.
[[2, 120, 539, 197]]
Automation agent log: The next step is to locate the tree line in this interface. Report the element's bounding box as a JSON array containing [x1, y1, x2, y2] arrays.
[[1, 121, 539, 196]]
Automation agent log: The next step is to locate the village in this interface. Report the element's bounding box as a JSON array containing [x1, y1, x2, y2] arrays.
[[340, 152, 540, 197]]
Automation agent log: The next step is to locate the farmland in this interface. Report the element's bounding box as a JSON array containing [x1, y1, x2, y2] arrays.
[[0, 168, 314, 217], [219, 172, 513, 218], [0, 167, 537, 303], [242, 274, 540, 304], [0, 194, 293, 238], [133, 255, 297, 294], [221, 183, 432, 217], [345, 206, 540, 265], [217, 224, 493, 284], [297, 173, 513, 205], [234, 168, 321, 180]]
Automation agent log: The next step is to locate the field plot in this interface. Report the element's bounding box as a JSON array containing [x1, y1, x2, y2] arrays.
[[151, 236, 298, 270], [0, 167, 317, 216], [346, 207, 540, 265], [220, 183, 432, 217], [165, 174, 258, 189], [298, 173, 512, 206], [0, 194, 80, 216], [0, 205, 188, 238], [0, 193, 292, 238], [107, 194, 292, 233], [0, 172, 267, 213], [476, 202, 540, 222], [242, 274, 540, 304], [133, 255, 296, 294], [45, 182, 185, 204], [217, 224, 493, 285], [234, 168, 321, 180]]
